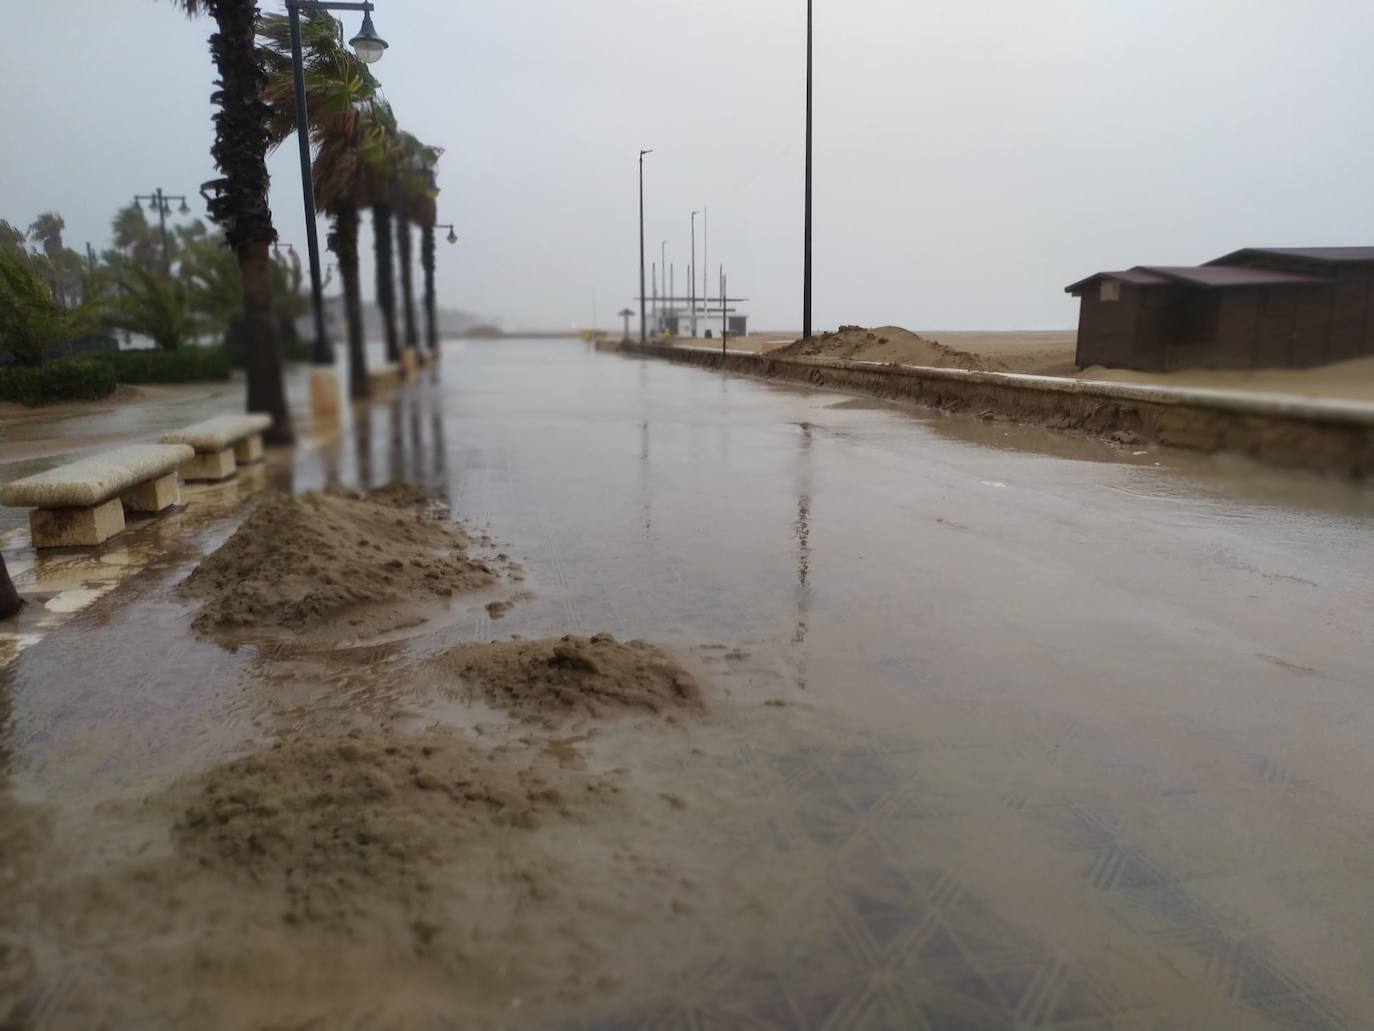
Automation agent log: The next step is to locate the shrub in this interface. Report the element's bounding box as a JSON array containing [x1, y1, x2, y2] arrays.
[[0, 357, 117, 406], [86, 346, 231, 384]]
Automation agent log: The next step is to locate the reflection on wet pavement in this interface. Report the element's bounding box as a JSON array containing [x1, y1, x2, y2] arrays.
[[3, 339, 1373, 1027]]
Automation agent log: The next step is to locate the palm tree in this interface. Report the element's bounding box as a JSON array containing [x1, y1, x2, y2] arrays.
[[394, 175, 419, 358], [104, 260, 200, 351], [171, 0, 292, 445], [260, 11, 380, 399], [27, 212, 65, 261], [390, 135, 442, 362], [0, 555, 20, 621], [392, 132, 441, 361], [409, 164, 442, 358], [365, 101, 402, 366], [0, 251, 103, 365], [111, 204, 159, 270], [26, 212, 84, 307]]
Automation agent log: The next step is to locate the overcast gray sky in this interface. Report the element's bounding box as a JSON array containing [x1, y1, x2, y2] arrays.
[[2, 0, 1372, 331]]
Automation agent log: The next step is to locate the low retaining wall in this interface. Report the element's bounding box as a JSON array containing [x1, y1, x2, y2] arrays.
[[617, 342, 1374, 479]]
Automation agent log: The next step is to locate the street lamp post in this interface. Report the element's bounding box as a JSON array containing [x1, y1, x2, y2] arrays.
[[283, 0, 389, 374], [803, 0, 813, 340], [690, 210, 699, 338], [659, 240, 667, 332], [133, 188, 191, 275], [638, 149, 652, 344]]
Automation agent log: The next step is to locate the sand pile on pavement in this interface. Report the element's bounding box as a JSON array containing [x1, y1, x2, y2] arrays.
[[431, 633, 704, 724], [774, 325, 1009, 371], [181, 485, 496, 637], [174, 729, 620, 928]]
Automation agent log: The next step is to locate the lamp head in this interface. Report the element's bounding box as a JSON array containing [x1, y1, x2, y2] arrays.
[[350, 8, 388, 64], [446, 228, 458, 245]]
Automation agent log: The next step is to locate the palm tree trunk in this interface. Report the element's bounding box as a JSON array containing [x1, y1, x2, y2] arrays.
[[333, 205, 368, 400], [0, 554, 21, 621], [372, 204, 400, 364], [396, 207, 419, 352], [239, 240, 293, 443], [202, 0, 292, 445], [421, 222, 438, 355]]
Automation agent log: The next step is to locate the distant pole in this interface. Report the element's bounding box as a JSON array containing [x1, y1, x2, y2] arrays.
[[670, 264, 675, 331], [660, 241, 667, 328], [690, 210, 699, 337], [703, 207, 708, 324], [651, 262, 657, 326], [803, 0, 813, 340], [721, 267, 727, 355], [639, 149, 652, 344]]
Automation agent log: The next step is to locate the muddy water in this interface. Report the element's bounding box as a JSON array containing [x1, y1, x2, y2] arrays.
[[3, 338, 1373, 1028]]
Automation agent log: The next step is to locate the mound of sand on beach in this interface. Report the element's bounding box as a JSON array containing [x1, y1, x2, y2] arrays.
[[774, 325, 1010, 371], [181, 485, 498, 637], [429, 633, 704, 724], [174, 729, 621, 928]]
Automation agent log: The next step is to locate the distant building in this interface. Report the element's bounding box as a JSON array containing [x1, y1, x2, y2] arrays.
[[1065, 247, 1374, 371]]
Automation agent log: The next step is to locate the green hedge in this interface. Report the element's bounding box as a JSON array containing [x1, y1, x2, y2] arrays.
[[0, 357, 118, 406], [86, 346, 232, 384]]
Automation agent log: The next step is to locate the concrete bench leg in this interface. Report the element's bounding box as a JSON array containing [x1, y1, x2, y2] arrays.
[[401, 348, 418, 380], [233, 434, 264, 465], [181, 448, 237, 482], [120, 471, 180, 514], [30, 497, 126, 548]]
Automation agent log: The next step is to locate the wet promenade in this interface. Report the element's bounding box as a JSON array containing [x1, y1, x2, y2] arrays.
[[3, 339, 1372, 1028]]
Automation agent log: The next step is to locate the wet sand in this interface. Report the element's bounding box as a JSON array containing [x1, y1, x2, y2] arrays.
[[2, 338, 1372, 1027], [720, 326, 1374, 402]]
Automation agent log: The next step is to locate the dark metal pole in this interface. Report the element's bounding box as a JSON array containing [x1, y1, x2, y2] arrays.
[[289, 4, 333, 365], [721, 269, 727, 357], [639, 150, 649, 344], [155, 188, 171, 276], [690, 211, 697, 337], [803, 0, 813, 340]]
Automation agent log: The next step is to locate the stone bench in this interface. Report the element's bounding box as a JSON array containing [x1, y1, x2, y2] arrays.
[[0, 444, 194, 548], [160, 414, 272, 482]]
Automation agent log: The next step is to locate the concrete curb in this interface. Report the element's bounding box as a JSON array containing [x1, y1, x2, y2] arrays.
[[617, 342, 1374, 479]]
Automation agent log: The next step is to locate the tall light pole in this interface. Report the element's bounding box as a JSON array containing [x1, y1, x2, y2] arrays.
[[803, 0, 813, 340], [703, 207, 708, 323], [690, 210, 699, 337], [133, 188, 191, 275], [639, 149, 652, 344], [284, 0, 388, 371]]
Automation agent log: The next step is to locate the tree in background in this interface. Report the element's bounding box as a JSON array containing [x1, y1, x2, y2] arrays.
[[0, 251, 102, 365], [366, 101, 402, 366], [26, 212, 85, 308], [171, 0, 292, 444], [393, 131, 438, 361], [0, 221, 26, 255], [408, 152, 443, 358], [103, 258, 199, 351], [111, 204, 160, 271]]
